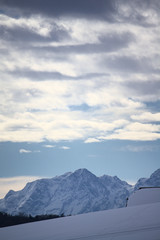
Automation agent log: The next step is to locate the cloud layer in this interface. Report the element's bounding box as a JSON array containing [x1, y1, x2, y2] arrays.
[[0, 0, 160, 142]]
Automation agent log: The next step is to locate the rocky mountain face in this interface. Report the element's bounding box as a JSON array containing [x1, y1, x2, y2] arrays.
[[0, 168, 159, 216]]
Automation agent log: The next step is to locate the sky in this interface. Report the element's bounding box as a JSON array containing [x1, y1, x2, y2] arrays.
[[0, 0, 160, 198]]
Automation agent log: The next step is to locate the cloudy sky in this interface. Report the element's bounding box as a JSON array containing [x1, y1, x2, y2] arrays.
[[0, 0, 160, 198]]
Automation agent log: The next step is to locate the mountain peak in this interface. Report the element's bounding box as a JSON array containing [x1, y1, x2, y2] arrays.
[[74, 168, 92, 175], [72, 169, 97, 180]]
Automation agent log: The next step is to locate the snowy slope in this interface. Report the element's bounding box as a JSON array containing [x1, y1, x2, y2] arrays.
[[0, 168, 159, 217], [128, 187, 160, 207], [0, 202, 160, 240]]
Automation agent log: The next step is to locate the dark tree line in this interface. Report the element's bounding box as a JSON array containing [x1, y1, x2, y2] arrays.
[[0, 212, 64, 228]]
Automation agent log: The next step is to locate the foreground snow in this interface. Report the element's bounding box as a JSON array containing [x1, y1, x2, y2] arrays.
[[0, 202, 160, 240], [128, 187, 160, 207]]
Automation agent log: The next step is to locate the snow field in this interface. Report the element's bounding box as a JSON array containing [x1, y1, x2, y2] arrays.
[[127, 187, 160, 207], [0, 201, 160, 240]]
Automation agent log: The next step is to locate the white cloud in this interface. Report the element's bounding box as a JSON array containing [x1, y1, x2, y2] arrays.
[[101, 130, 160, 141], [0, 88, 160, 141], [85, 138, 101, 143], [60, 146, 70, 150], [125, 122, 160, 132], [19, 149, 32, 153], [120, 145, 156, 152], [0, 176, 42, 199], [19, 149, 40, 153], [0, 8, 160, 143], [97, 122, 160, 141], [131, 112, 160, 122], [43, 144, 55, 148]]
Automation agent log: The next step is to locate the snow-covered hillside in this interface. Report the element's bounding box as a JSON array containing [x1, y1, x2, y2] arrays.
[[0, 200, 160, 240], [0, 168, 160, 217], [127, 187, 160, 207]]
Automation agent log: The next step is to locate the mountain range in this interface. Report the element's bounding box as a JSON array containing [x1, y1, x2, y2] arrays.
[[0, 168, 160, 216]]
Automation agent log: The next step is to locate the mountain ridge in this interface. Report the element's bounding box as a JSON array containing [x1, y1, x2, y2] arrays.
[[0, 168, 159, 216]]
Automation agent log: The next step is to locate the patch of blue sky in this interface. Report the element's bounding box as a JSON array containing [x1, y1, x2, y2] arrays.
[[0, 140, 159, 183], [145, 100, 160, 113], [69, 103, 99, 112], [29, 109, 47, 113]]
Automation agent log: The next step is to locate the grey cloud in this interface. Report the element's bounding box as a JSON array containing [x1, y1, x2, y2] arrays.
[[33, 32, 134, 55], [7, 69, 109, 81], [124, 80, 160, 96], [0, 24, 70, 44], [3, 33, 128, 55], [10, 70, 71, 81], [76, 72, 110, 80], [117, 0, 160, 27], [102, 55, 160, 74], [1, 0, 160, 27], [0, 0, 116, 21], [6, 124, 39, 131], [0, 25, 43, 43], [11, 88, 42, 102], [0, 23, 134, 58]]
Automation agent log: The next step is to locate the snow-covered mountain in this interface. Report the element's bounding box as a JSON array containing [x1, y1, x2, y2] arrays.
[[134, 168, 160, 190], [0, 168, 159, 216]]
